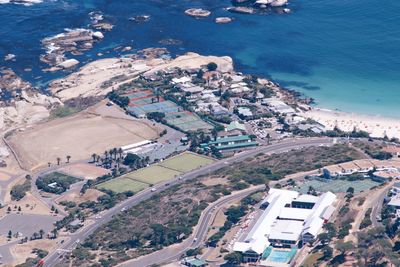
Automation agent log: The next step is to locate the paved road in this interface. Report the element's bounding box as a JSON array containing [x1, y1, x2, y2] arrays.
[[43, 137, 334, 267], [119, 186, 264, 267], [371, 183, 392, 227]]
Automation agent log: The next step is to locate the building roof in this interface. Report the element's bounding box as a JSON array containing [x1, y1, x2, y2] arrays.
[[389, 196, 400, 207], [278, 207, 312, 221], [213, 135, 252, 144], [294, 194, 319, 204], [226, 121, 246, 132], [383, 146, 400, 154], [321, 205, 336, 221], [185, 258, 207, 267], [302, 217, 324, 237], [353, 159, 375, 170], [268, 220, 304, 241]]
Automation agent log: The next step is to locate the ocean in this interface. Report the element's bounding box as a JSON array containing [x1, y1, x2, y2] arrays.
[[0, 0, 399, 117]]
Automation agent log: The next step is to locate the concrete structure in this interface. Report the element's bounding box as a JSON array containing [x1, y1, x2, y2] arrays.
[[200, 135, 258, 151], [233, 189, 336, 262]]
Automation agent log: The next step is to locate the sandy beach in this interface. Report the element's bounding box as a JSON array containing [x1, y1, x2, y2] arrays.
[[303, 108, 400, 139]]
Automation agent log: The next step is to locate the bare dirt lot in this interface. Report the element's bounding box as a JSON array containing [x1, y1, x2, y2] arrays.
[[59, 163, 109, 180], [7, 112, 161, 170], [10, 239, 57, 266], [56, 189, 105, 205]]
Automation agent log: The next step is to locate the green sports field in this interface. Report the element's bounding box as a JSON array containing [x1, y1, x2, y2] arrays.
[[126, 165, 181, 185], [97, 178, 149, 193], [159, 152, 215, 172], [96, 152, 215, 193]]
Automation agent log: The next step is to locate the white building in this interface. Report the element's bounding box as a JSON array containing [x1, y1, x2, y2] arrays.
[[233, 189, 336, 261]]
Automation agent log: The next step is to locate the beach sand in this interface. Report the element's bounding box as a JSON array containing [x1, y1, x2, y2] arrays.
[[303, 108, 400, 139]]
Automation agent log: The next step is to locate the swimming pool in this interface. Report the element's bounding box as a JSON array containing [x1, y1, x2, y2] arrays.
[[267, 248, 297, 263]]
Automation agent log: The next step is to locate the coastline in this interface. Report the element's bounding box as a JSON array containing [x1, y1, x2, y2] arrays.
[[302, 108, 400, 139], [47, 51, 400, 140]]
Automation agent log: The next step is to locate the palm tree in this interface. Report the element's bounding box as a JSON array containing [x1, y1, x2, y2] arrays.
[[39, 229, 45, 239], [56, 157, 61, 165], [66, 155, 71, 163], [96, 155, 101, 163], [118, 148, 123, 159], [51, 228, 58, 239], [48, 162, 51, 167], [91, 153, 97, 163], [104, 151, 109, 160], [266, 133, 271, 145]]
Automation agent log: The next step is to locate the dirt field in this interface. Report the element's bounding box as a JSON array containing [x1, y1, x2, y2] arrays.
[[7, 112, 161, 170], [56, 189, 105, 204], [7, 193, 52, 216], [59, 163, 109, 180], [10, 239, 57, 266]]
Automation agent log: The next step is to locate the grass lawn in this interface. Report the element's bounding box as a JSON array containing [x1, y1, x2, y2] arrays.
[[97, 178, 149, 193], [126, 165, 182, 185], [159, 152, 215, 172]]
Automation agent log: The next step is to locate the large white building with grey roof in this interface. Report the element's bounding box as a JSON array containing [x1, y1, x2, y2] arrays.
[[233, 189, 336, 262]]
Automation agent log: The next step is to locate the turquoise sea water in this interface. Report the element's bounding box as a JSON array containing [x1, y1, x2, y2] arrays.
[[0, 0, 399, 117]]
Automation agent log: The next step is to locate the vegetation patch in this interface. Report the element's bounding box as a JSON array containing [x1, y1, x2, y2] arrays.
[[10, 175, 31, 201], [36, 172, 81, 194]]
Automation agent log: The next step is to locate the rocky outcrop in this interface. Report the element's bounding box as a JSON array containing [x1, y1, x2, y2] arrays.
[[185, 8, 211, 17]]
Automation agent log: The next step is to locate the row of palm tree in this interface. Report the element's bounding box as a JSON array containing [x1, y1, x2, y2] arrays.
[[48, 155, 72, 167]]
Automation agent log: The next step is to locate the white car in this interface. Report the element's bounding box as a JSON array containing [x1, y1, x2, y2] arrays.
[[151, 188, 157, 192]]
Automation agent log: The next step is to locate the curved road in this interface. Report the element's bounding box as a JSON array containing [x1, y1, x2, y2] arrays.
[[43, 137, 335, 267]]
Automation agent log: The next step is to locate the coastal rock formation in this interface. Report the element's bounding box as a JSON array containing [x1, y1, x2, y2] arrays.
[[0, 0, 42, 6], [129, 15, 151, 23], [184, 8, 211, 18], [4, 54, 16, 61], [227, 6, 255, 14], [215, 17, 234, 24], [41, 28, 105, 70], [230, 0, 289, 14], [0, 69, 60, 130], [50, 51, 233, 101]]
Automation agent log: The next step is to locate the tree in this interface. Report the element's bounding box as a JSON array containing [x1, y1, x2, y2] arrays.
[[56, 157, 61, 165], [147, 112, 166, 123], [123, 153, 141, 166], [322, 246, 333, 259], [207, 62, 218, 71], [336, 240, 355, 254], [7, 230, 12, 239], [224, 252, 242, 264], [51, 228, 58, 239], [7, 206, 11, 213], [39, 229, 45, 239], [18, 206, 21, 212], [264, 133, 271, 145], [346, 187, 355, 194], [66, 155, 71, 163]]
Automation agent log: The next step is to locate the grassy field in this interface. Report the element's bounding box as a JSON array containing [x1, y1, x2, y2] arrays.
[[159, 152, 215, 172], [97, 178, 149, 193], [96, 152, 215, 193], [126, 165, 181, 185], [298, 178, 381, 193]]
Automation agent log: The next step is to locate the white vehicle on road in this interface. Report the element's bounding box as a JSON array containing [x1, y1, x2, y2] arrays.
[[151, 188, 157, 192]]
